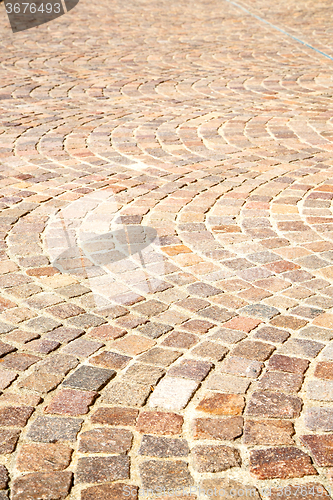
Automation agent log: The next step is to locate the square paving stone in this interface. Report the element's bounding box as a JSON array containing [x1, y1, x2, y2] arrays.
[[307, 380, 333, 401], [256, 371, 303, 393], [270, 315, 308, 330], [231, 340, 275, 361], [16, 443, 73, 472], [253, 326, 290, 343], [138, 435, 189, 457], [148, 377, 198, 410], [198, 305, 233, 323], [89, 351, 132, 370], [190, 342, 229, 361], [304, 407, 333, 431], [0, 368, 17, 390], [111, 334, 156, 355], [137, 322, 173, 339], [62, 365, 116, 391], [61, 338, 104, 358], [24, 339, 60, 354], [45, 326, 84, 343], [11, 471, 73, 500], [0, 353, 41, 371], [167, 359, 213, 381], [122, 363, 165, 385], [240, 304, 280, 320], [35, 353, 79, 374], [250, 447, 317, 479], [220, 356, 263, 378], [278, 338, 325, 358], [132, 299, 168, 316], [23, 317, 62, 333], [138, 347, 182, 366], [139, 460, 193, 490], [181, 319, 215, 334], [78, 428, 132, 454], [91, 407, 139, 426], [103, 381, 152, 407], [222, 316, 261, 333], [299, 326, 333, 341], [0, 341, 16, 357], [75, 456, 129, 483], [0, 406, 34, 427], [136, 411, 183, 435], [0, 429, 20, 454], [207, 374, 250, 394], [27, 417, 83, 443], [88, 324, 126, 341], [300, 434, 333, 466], [268, 354, 309, 374], [161, 331, 198, 349], [45, 389, 97, 416], [68, 313, 106, 329], [187, 282, 223, 297], [193, 417, 243, 440], [18, 371, 64, 393], [192, 445, 241, 472], [246, 391, 302, 418], [243, 419, 295, 445], [196, 393, 245, 415], [209, 328, 247, 344], [320, 344, 333, 360], [0, 322, 15, 334]]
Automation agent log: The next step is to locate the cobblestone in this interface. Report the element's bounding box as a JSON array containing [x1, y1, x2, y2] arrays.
[[2, 0, 333, 494], [250, 447, 317, 479]]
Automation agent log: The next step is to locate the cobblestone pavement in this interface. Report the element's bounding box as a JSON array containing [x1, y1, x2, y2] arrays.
[[1, 0, 333, 498]]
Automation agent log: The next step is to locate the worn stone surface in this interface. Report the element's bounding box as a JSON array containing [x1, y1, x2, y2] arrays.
[[91, 407, 139, 426], [304, 407, 333, 431], [138, 435, 189, 457], [246, 391, 302, 418], [78, 428, 132, 454], [193, 417, 243, 440], [139, 460, 193, 489], [0, 406, 34, 427], [307, 380, 333, 401], [250, 447, 317, 479], [300, 435, 333, 466], [136, 411, 184, 435], [62, 365, 116, 391], [148, 377, 198, 410], [196, 393, 245, 415], [11, 472, 73, 500], [192, 445, 241, 472], [243, 419, 295, 445], [103, 381, 151, 407], [44, 389, 97, 415], [76, 456, 130, 483], [0, 467, 8, 490], [167, 359, 213, 381], [27, 417, 83, 442], [16, 443, 73, 471], [0, 429, 20, 454]]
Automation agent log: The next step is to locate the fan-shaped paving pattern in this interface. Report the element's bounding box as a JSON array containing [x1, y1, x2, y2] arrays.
[[2, 0, 333, 498]]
